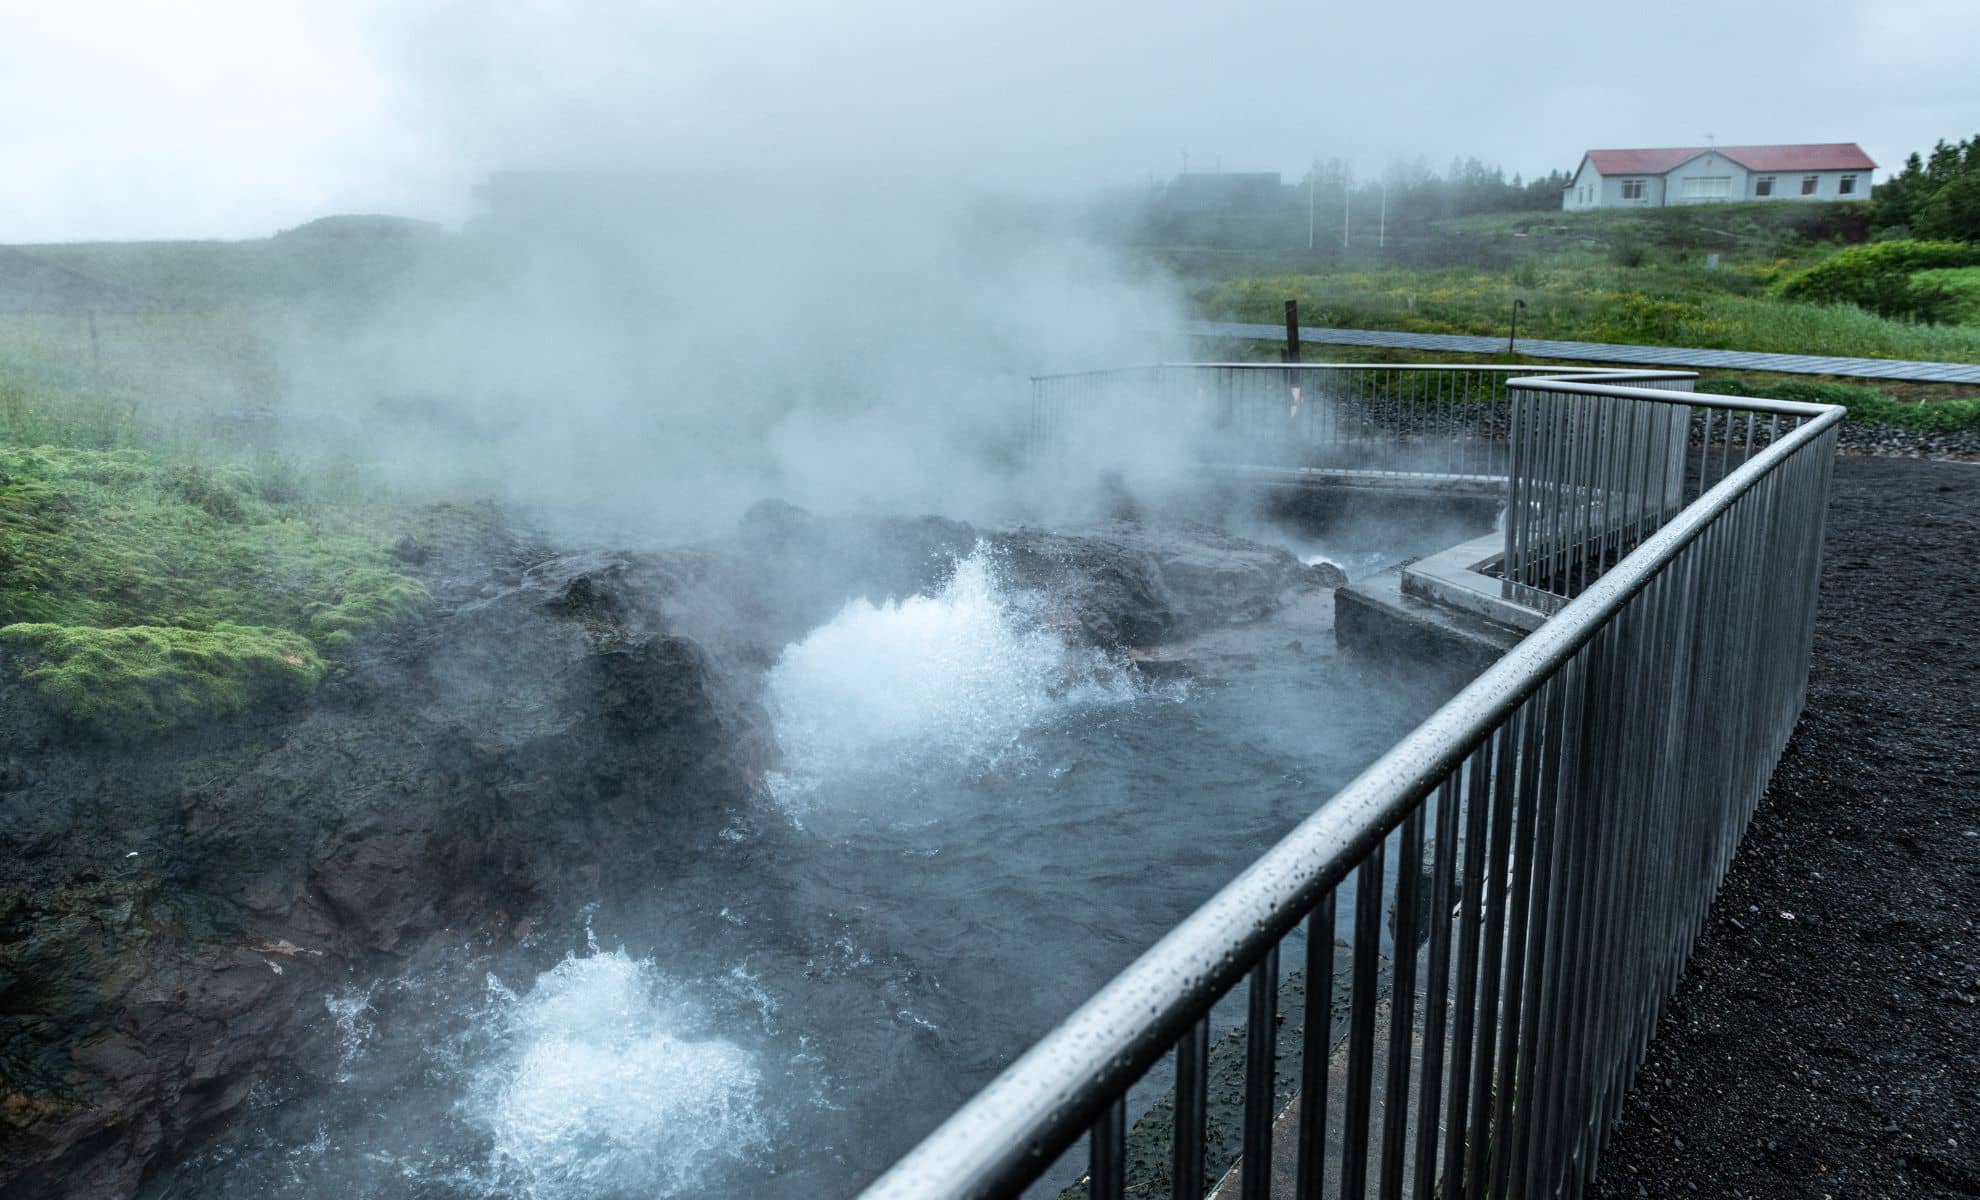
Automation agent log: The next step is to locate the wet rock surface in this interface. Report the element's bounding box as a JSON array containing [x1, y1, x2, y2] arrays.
[[0, 520, 767, 1199], [1593, 457, 1980, 1199], [0, 505, 1328, 1198]]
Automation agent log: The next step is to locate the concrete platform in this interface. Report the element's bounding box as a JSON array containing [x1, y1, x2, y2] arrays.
[[1335, 562, 1529, 682]]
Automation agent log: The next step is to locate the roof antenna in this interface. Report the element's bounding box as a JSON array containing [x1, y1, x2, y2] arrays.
[[1705, 132, 1716, 148]]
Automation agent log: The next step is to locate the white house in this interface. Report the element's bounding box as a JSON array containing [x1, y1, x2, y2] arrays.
[[1561, 144, 1876, 211]]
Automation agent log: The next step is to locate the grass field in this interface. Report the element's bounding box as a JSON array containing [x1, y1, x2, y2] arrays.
[[0, 233, 455, 735], [1163, 202, 1980, 365]]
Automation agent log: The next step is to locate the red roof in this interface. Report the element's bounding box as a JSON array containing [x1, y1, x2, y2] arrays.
[[1580, 143, 1876, 177]]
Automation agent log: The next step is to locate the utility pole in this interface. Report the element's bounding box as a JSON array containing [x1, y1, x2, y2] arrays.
[[1307, 156, 1316, 250], [1379, 184, 1387, 251]]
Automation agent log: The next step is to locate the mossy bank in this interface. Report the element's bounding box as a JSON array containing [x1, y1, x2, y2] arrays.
[[0, 445, 427, 734]]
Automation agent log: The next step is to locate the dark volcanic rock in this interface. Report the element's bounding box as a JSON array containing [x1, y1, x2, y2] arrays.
[[0, 531, 766, 1200], [0, 504, 1323, 1198], [991, 520, 1321, 649]]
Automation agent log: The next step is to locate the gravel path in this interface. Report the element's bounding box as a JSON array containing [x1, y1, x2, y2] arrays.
[[1593, 455, 1980, 1198]]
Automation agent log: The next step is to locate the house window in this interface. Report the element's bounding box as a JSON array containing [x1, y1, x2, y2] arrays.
[[1621, 178, 1646, 200], [1755, 175, 1775, 197], [1679, 176, 1731, 200], [1839, 174, 1858, 195], [1801, 175, 1819, 195]]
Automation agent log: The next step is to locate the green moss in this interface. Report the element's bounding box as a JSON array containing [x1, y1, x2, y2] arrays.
[[0, 444, 430, 732], [305, 568, 431, 644], [0, 622, 324, 733]]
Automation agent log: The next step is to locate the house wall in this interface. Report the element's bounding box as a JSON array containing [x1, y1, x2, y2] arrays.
[[1594, 172, 1664, 208], [1562, 159, 1604, 211], [1562, 153, 1874, 210], [1739, 168, 1871, 202], [1664, 152, 1750, 205]]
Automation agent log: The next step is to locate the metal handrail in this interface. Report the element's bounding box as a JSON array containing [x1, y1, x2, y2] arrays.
[[864, 371, 1843, 1200]]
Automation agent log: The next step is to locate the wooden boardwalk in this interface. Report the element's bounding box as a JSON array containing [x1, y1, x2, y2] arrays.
[[1184, 319, 1980, 385]]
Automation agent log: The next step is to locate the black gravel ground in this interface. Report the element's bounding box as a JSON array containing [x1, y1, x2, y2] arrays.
[[1593, 455, 1980, 1199]]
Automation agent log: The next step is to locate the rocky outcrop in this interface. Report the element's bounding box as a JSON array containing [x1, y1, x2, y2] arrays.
[[0, 505, 1332, 1197], [0, 527, 766, 1199]]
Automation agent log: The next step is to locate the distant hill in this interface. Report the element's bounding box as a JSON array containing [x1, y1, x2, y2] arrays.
[[273, 214, 443, 241], [0, 245, 136, 314]]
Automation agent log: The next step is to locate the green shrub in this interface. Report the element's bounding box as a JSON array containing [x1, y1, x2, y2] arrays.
[[1610, 240, 1649, 269], [1913, 266, 1980, 324], [1697, 377, 1980, 433], [1773, 240, 1980, 322], [0, 622, 324, 734]]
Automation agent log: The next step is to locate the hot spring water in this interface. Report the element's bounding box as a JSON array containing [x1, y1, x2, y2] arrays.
[[764, 546, 1146, 803], [154, 539, 1461, 1199]]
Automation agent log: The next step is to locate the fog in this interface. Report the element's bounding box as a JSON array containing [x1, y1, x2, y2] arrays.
[[5, 0, 1978, 242], [6, 2, 1978, 530], [9, 6, 1851, 1195]]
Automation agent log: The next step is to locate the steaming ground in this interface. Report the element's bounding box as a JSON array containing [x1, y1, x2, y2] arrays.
[[150, 528, 1466, 1199]]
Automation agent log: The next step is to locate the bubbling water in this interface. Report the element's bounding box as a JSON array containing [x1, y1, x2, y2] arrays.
[[764, 544, 1141, 794], [463, 947, 765, 1200]]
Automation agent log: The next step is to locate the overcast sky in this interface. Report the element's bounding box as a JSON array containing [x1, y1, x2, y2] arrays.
[[2, 0, 1976, 242]]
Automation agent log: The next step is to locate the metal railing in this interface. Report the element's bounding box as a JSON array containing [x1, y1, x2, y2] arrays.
[[1034, 363, 1532, 480], [864, 367, 1841, 1200]]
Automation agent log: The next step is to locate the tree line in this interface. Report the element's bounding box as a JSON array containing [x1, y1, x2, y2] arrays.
[[1873, 135, 1980, 241], [1107, 155, 1570, 254]]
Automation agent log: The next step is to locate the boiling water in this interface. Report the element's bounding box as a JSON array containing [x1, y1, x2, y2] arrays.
[[154, 539, 1461, 1199], [765, 546, 1144, 801], [465, 944, 766, 1198]]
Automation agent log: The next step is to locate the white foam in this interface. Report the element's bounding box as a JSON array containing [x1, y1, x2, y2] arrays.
[[323, 985, 376, 1084], [465, 948, 764, 1199], [763, 544, 1139, 793]]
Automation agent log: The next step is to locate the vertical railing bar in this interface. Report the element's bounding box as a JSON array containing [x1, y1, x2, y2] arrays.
[[1506, 388, 1525, 584], [1175, 1015, 1211, 1200], [1604, 570, 1667, 1140], [1476, 680, 1536, 1194], [1548, 617, 1620, 1190], [1242, 945, 1280, 1200], [1340, 845, 1387, 1199], [1091, 1095, 1127, 1200], [1412, 771, 1465, 1197], [1504, 644, 1582, 1199], [1718, 400, 1735, 485], [1297, 893, 1338, 1200], [1490, 663, 1567, 1198], [1590, 597, 1650, 1176], [1378, 807, 1426, 1198], [1544, 393, 1566, 590], [1443, 723, 1502, 1194]]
